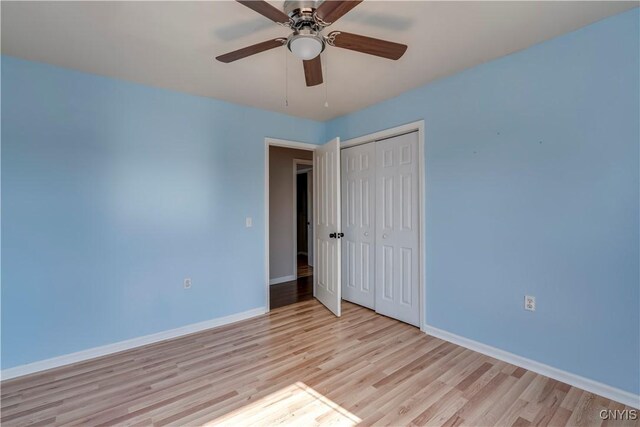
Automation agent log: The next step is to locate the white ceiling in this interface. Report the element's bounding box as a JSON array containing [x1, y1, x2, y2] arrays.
[[2, 1, 637, 121]]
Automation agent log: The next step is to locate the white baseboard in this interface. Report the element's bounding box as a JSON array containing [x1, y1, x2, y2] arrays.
[[1, 307, 267, 381], [423, 324, 640, 409], [270, 275, 296, 285]]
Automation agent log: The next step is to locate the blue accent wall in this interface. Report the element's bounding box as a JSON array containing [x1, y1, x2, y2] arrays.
[[326, 9, 639, 394], [2, 8, 638, 395], [1, 56, 324, 368]]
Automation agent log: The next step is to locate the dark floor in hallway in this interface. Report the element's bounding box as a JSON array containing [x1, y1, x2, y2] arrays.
[[269, 275, 313, 309], [297, 254, 313, 278]]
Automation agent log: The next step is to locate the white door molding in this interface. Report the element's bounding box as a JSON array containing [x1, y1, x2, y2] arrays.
[[338, 120, 426, 331], [265, 138, 317, 311]]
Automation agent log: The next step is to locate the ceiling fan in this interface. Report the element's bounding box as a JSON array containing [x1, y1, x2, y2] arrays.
[[216, 0, 407, 87]]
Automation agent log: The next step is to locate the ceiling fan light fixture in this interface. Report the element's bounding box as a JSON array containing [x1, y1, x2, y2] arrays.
[[288, 31, 325, 60], [220, 0, 407, 88]]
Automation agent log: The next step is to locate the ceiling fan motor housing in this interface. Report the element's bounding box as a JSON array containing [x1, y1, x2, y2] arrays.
[[283, 0, 317, 18], [284, 0, 323, 30], [284, 0, 326, 60]]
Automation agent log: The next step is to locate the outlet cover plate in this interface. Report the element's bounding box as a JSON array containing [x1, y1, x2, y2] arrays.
[[524, 295, 535, 311]]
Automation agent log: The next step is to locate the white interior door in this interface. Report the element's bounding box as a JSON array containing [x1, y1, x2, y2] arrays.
[[341, 143, 375, 309], [314, 137, 342, 316], [374, 132, 420, 326]]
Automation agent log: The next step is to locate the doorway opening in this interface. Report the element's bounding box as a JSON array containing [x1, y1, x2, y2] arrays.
[[267, 143, 315, 310], [264, 125, 423, 324]]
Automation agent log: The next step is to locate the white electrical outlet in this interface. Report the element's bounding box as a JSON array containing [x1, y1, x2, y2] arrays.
[[246, 217, 253, 228], [184, 278, 192, 289], [524, 295, 535, 311]]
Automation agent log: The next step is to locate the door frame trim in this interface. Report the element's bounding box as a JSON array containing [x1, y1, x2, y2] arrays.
[[292, 158, 314, 279], [338, 120, 426, 331], [265, 138, 318, 312]]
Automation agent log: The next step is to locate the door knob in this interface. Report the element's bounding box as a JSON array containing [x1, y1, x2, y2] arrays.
[[364, 232, 369, 237], [329, 233, 336, 238], [383, 233, 388, 239]]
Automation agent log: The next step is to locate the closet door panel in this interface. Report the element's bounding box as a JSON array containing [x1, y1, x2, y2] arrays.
[[341, 143, 375, 309], [374, 132, 420, 326]]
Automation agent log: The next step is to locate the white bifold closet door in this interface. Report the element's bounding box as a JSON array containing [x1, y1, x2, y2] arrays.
[[374, 132, 420, 327], [341, 131, 420, 327], [341, 143, 375, 309]]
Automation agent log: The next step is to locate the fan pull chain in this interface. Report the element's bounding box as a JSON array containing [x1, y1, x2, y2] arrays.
[[324, 53, 329, 108], [285, 48, 289, 107]]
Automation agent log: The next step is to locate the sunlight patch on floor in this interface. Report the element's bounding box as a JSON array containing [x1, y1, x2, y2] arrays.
[[204, 382, 361, 426]]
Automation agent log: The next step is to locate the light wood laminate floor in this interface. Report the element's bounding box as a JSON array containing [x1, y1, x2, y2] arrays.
[[1, 300, 637, 426]]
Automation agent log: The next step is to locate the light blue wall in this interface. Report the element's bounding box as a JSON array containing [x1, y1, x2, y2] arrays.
[[326, 9, 639, 394], [1, 56, 324, 368]]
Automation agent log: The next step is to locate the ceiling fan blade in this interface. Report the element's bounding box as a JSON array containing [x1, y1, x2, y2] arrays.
[[315, 0, 363, 25], [216, 39, 284, 63], [236, 0, 290, 23], [303, 56, 323, 87], [328, 31, 407, 60]]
